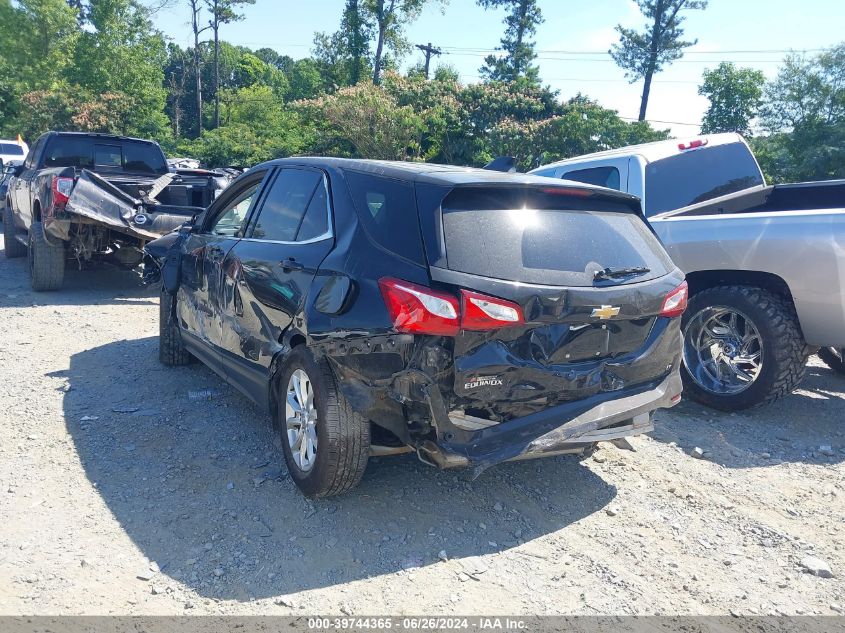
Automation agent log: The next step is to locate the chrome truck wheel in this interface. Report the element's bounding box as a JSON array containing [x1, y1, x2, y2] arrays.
[[683, 306, 763, 395], [285, 369, 318, 473], [680, 286, 808, 411]]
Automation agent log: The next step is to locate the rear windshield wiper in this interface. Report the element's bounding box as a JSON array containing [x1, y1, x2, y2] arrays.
[[593, 266, 651, 281]]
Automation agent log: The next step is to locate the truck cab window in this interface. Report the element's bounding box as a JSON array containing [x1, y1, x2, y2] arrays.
[[561, 166, 621, 191]]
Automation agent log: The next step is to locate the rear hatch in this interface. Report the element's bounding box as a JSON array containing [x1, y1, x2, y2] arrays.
[[424, 185, 684, 419]]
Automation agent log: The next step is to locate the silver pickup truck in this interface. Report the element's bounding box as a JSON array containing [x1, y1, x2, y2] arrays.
[[531, 133, 845, 411]]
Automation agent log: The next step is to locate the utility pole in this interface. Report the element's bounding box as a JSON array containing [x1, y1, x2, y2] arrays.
[[415, 42, 442, 79]]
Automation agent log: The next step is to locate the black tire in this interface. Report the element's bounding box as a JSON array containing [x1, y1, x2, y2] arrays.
[[3, 202, 26, 258], [277, 346, 370, 498], [159, 289, 192, 366], [681, 286, 808, 411], [28, 221, 65, 291], [818, 348, 845, 375]]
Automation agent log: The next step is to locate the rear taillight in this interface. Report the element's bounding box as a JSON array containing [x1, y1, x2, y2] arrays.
[[660, 281, 689, 318], [460, 289, 525, 330], [51, 176, 73, 207], [378, 278, 460, 336], [378, 278, 526, 336]]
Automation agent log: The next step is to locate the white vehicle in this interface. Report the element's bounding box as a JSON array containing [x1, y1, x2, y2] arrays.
[[0, 138, 28, 168], [531, 133, 845, 411]]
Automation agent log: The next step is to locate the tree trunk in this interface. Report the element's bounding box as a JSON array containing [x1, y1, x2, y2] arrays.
[[372, 25, 385, 85], [638, 66, 655, 121], [513, 0, 529, 78], [191, 1, 203, 137], [213, 21, 220, 129], [639, 0, 666, 121]]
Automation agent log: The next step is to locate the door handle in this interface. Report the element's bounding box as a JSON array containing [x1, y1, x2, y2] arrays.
[[279, 257, 304, 272]]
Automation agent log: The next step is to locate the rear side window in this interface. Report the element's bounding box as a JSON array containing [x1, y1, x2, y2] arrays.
[[441, 188, 673, 287], [562, 166, 620, 190], [0, 143, 24, 156], [251, 168, 323, 242], [44, 137, 94, 169], [345, 171, 424, 264], [122, 142, 168, 174], [645, 142, 764, 216]]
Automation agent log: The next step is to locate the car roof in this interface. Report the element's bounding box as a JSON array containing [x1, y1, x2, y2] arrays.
[[529, 132, 746, 171], [258, 157, 640, 197], [42, 131, 159, 145]]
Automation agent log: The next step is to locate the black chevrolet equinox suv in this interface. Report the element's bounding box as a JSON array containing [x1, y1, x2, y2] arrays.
[[146, 158, 687, 497]]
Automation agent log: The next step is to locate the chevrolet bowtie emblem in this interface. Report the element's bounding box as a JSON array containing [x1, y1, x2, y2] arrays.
[[591, 305, 621, 320]]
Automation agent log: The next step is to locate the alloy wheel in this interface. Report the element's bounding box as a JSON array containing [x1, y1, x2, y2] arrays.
[[285, 369, 318, 472], [683, 306, 764, 395]]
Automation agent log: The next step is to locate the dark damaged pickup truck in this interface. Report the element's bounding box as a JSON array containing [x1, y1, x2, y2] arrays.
[[3, 131, 230, 290], [146, 158, 688, 497]]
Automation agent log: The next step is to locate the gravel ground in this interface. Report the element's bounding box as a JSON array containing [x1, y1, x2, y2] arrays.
[[0, 235, 843, 616]]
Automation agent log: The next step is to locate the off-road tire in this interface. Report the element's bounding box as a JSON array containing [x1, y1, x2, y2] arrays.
[[818, 348, 845, 375], [28, 221, 65, 291], [159, 289, 192, 366], [278, 346, 370, 498], [3, 203, 26, 258], [681, 285, 809, 411]]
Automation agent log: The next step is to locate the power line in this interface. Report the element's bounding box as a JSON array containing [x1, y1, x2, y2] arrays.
[[440, 45, 830, 55], [445, 51, 788, 63], [460, 73, 698, 84]]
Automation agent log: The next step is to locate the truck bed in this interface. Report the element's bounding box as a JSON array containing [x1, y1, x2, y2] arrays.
[[657, 179, 845, 219]]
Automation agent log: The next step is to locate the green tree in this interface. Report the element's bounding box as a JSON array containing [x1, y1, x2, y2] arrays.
[[68, 0, 169, 138], [286, 58, 325, 101], [165, 43, 191, 138], [755, 44, 845, 182], [364, 0, 442, 85], [698, 63, 765, 135], [611, 0, 707, 121], [205, 0, 256, 128], [0, 0, 79, 134], [296, 83, 426, 159], [313, 0, 373, 88], [187, 0, 209, 137], [477, 0, 543, 85]]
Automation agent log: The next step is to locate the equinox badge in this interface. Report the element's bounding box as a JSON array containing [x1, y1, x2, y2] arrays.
[[591, 305, 621, 320]]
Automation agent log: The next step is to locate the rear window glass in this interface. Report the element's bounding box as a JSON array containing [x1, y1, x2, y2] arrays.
[[345, 171, 424, 264], [42, 136, 167, 174], [562, 166, 620, 190], [645, 142, 764, 216], [442, 188, 673, 287], [0, 143, 24, 155]]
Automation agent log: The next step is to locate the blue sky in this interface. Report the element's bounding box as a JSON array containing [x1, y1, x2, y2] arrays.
[[152, 0, 845, 136]]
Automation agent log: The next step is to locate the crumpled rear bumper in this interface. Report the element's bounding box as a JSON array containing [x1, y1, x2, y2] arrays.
[[417, 371, 682, 471]]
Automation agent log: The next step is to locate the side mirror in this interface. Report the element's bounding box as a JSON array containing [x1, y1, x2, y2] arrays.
[[11, 165, 24, 177]]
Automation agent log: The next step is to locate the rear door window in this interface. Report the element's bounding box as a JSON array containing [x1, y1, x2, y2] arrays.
[[441, 187, 673, 287], [645, 142, 764, 215], [562, 166, 621, 190], [345, 171, 424, 264]]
